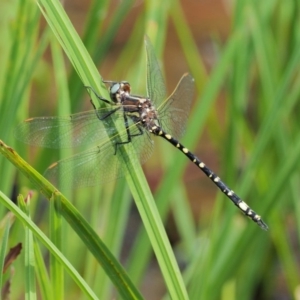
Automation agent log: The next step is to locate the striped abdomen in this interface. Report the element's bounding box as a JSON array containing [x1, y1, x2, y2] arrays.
[[150, 126, 268, 230]]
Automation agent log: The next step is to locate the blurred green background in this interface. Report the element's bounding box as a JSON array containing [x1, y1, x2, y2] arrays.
[[1, 0, 300, 299]]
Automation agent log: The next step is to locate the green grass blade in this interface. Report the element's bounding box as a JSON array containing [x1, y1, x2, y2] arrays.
[[69, 0, 135, 109], [33, 240, 53, 300], [126, 29, 243, 284], [18, 194, 37, 300], [35, 0, 189, 298], [0, 191, 98, 299], [0, 0, 41, 195], [0, 140, 141, 299], [49, 195, 64, 300], [0, 215, 11, 296]]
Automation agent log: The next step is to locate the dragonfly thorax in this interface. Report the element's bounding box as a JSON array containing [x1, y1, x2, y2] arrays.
[[108, 81, 159, 129], [138, 98, 159, 130]]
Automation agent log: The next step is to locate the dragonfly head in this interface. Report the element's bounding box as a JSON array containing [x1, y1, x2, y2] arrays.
[[104, 81, 131, 103]]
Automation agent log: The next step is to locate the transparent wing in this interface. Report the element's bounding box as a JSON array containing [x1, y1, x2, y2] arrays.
[[144, 35, 167, 106], [45, 122, 154, 188], [14, 107, 129, 149], [128, 123, 154, 165], [45, 142, 123, 187], [157, 73, 194, 139]]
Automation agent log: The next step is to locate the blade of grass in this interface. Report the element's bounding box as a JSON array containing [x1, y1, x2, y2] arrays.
[[69, 0, 136, 110], [49, 194, 64, 300], [191, 103, 300, 298], [126, 29, 243, 284], [18, 194, 37, 300], [170, 0, 208, 88], [35, 0, 189, 298], [93, 179, 132, 298], [0, 0, 41, 195], [0, 140, 142, 299], [270, 213, 300, 296], [33, 240, 53, 300], [0, 215, 11, 294], [0, 190, 99, 299]]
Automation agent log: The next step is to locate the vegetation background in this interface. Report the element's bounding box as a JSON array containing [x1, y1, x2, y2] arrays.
[[0, 0, 299, 299]]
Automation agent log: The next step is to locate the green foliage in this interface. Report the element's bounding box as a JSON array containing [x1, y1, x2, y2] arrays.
[[0, 0, 299, 299]]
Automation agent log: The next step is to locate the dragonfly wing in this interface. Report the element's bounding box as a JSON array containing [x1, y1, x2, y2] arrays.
[[144, 35, 167, 107], [158, 73, 194, 139], [45, 142, 122, 187], [45, 124, 153, 188], [126, 120, 154, 165], [14, 108, 124, 149]]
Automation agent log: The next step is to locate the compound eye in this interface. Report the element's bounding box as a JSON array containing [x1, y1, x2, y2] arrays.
[[123, 83, 131, 93], [110, 83, 120, 94]]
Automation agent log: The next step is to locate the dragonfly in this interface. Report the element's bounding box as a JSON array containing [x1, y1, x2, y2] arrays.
[[15, 36, 267, 230]]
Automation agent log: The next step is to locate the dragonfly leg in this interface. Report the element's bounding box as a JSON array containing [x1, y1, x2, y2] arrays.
[[85, 86, 112, 104], [113, 114, 143, 155]]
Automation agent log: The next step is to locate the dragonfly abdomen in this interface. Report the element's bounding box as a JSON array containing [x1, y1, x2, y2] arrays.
[[150, 126, 268, 230]]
